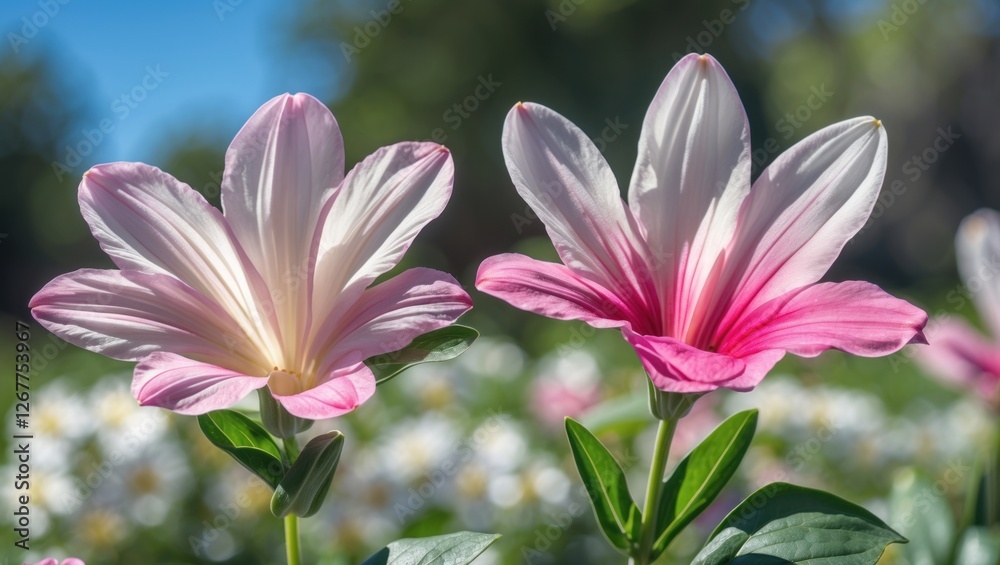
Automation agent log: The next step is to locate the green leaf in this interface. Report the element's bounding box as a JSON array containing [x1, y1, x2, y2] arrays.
[[954, 526, 1000, 565], [366, 325, 479, 385], [565, 417, 641, 553], [198, 410, 286, 489], [692, 482, 906, 565], [360, 531, 501, 565], [888, 469, 955, 565], [968, 448, 1000, 528], [651, 409, 757, 559], [270, 431, 344, 518]]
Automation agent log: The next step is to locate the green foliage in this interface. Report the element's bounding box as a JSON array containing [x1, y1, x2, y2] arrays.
[[889, 470, 956, 565], [271, 431, 345, 518], [197, 410, 286, 489], [693, 483, 906, 564], [360, 532, 501, 565], [652, 410, 758, 559], [366, 325, 479, 385], [565, 417, 642, 552]]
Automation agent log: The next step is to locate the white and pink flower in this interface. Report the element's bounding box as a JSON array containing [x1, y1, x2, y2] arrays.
[[478, 54, 926, 394], [918, 209, 1000, 406], [31, 93, 471, 419]]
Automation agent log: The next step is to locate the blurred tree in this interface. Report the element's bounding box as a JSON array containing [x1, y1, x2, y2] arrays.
[[0, 51, 102, 317], [281, 0, 1000, 295]]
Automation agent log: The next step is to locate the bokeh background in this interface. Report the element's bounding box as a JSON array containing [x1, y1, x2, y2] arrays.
[[2, 0, 1000, 563]]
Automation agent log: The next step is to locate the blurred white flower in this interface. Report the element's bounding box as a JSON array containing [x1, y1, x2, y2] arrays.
[[397, 363, 463, 410], [471, 419, 526, 474], [121, 442, 191, 525], [24, 380, 94, 442], [458, 337, 525, 381], [88, 379, 170, 456], [528, 464, 571, 506], [487, 473, 523, 508], [379, 414, 460, 483]]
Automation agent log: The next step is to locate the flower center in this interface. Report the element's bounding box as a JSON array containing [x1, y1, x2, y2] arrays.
[[267, 367, 303, 396]]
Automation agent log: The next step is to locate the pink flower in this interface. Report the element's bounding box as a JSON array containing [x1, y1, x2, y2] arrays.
[[477, 54, 926, 394], [26, 559, 85, 565], [917, 209, 1000, 405], [31, 93, 471, 419], [530, 378, 601, 430]]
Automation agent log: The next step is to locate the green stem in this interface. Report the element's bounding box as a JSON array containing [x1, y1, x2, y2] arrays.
[[988, 428, 1000, 527], [284, 514, 301, 565], [283, 436, 301, 463], [632, 417, 679, 565], [282, 435, 302, 564]]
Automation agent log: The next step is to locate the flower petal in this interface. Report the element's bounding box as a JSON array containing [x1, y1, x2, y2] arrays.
[[310, 267, 472, 373], [78, 162, 277, 350], [221, 93, 345, 354], [132, 352, 268, 415], [30, 269, 265, 372], [502, 102, 656, 314], [627, 53, 751, 339], [956, 209, 1000, 338], [310, 142, 453, 322], [622, 326, 750, 393], [720, 281, 927, 359], [476, 253, 636, 329], [703, 117, 888, 342], [272, 354, 375, 419], [916, 317, 1000, 399]]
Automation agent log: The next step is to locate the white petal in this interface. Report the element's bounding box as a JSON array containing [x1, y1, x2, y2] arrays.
[[627, 53, 752, 339], [221, 93, 346, 360], [31, 269, 265, 372], [309, 142, 453, 324], [701, 117, 887, 343], [79, 163, 279, 355], [956, 209, 1000, 338], [502, 102, 656, 314], [309, 267, 471, 377]]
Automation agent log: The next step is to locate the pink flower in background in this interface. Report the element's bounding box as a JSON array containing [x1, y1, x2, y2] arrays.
[[477, 54, 926, 394], [31, 93, 471, 419], [917, 209, 1000, 406], [26, 559, 85, 565], [667, 395, 721, 460], [530, 377, 601, 430]]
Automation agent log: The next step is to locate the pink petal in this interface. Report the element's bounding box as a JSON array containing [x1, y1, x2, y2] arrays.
[[720, 281, 927, 359], [956, 209, 1000, 338], [221, 94, 345, 349], [627, 53, 752, 339], [310, 267, 472, 374], [476, 253, 637, 329], [78, 162, 277, 346], [132, 352, 268, 415], [272, 354, 375, 419], [30, 269, 264, 373], [502, 102, 657, 314], [916, 317, 1000, 399], [718, 349, 788, 391], [702, 117, 888, 343], [310, 142, 454, 322], [622, 326, 751, 393]]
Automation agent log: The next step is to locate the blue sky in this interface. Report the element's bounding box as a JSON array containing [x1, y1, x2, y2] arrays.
[[3, 0, 338, 166]]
